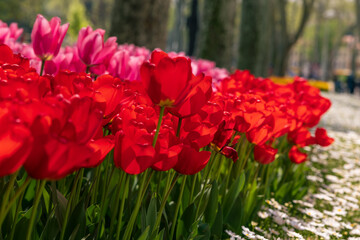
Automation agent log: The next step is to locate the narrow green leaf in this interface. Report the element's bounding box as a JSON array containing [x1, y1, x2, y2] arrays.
[[211, 204, 223, 238], [154, 229, 165, 240], [204, 181, 218, 225], [64, 200, 86, 240], [222, 173, 245, 218], [146, 195, 158, 233], [40, 216, 60, 240], [176, 203, 197, 239], [137, 226, 150, 240]]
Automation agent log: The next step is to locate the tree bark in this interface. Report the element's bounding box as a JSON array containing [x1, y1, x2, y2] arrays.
[[187, 0, 198, 56], [110, 0, 171, 50], [198, 0, 237, 69], [254, 0, 275, 77], [273, 0, 315, 76], [238, 0, 261, 74]]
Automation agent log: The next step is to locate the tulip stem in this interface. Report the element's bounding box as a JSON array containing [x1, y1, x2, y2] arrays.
[[188, 174, 197, 206], [9, 189, 26, 240], [109, 170, 125, 238], [26, 180, 46, 240], [0, 177, 31, 226], [123, 170, 154, 240], [0, 171, 19, 228], [170, 175, 187, 239], [195, 152, 218, 221], [60, 171, 82, 240], [152, 173, 180, 237], [153, 106, 165, 148], [176, 117, 182, 137], [250, 163, 261, 187], [115, 173, 130, 240], [40, 59, 45, 76]]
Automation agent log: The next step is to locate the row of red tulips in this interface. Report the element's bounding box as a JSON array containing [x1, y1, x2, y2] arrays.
[[0, 15, 333, 239]]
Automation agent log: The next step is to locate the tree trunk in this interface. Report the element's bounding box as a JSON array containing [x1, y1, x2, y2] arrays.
[[167, 0, 187, 52], [198, 0, 237, 69], [110, 0, 171, 50], [254, 0, 275, 77], [187, 0, 198, 56], [273, 0, 315, 76], [238, 0, 261, 74]]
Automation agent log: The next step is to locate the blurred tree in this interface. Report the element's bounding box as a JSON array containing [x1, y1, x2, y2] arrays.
[[110, 0, 171, 50], [237, 0, 262, 74], [0, 0, 44, 35], [254, 0, 275, 77], [86, 0, 113, 30], [0, 0, 21, 22], [237, 0, 314, 77], [273, 0, 315, 76], [354, 0, 360, 76], [167, 0, 188, 53], [187, 0, 198, 56], [198, 0, 237, 69], [67, 0, 91, 41]]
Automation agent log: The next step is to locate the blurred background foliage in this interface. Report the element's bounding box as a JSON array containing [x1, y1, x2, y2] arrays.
[[0, 0, 359, 80]]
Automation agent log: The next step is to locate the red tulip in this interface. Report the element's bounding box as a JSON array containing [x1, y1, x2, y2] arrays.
[[140, 49, 200, 107], [0, 105, 32, 176], [24, 96, 110, 179], [174, 145, 211, 175], [168, 74, 212, 118], [221, 146, 238, 162], [315, 128, 334, 147], [254, 144, 277, 164], [288, 146, 307, 164]]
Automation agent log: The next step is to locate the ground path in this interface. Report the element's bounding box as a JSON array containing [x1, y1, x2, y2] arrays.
[[227, 93, 360, 240]]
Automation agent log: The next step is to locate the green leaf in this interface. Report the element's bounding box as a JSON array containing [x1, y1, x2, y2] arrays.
[[204, 181, 218, 225], [211, 204, 223, 238], [275, 182, 291, 200], [13, 205, 42, 240], [137, 226, 150, 240], [40, 216, 60, 240], [42, 187, 51, 214], [222, 173, 245, 218], [197, 223, 210, 240], [146, 195, 158, 233], [50, 184, 68, 229], [154, 229, 165, 240], [141, 205, 147, 232], [176, 203, 197, 239], [86, 204, 101, 225], [24, 180, 36, 202], [64, 200, 86, 240]]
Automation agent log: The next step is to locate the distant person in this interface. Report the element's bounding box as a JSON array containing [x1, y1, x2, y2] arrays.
[[334, 75, 342, 93], [347, 73, 355, 94]]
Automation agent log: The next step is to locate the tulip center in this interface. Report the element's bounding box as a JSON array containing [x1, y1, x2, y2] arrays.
[[159, 99, 174, 107]]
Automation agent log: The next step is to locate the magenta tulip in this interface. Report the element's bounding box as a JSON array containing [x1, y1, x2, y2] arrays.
[[31, 14, 69, 61], [77, 26, 117, 67]]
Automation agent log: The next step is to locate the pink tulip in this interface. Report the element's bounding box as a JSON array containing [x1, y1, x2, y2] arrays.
[[8, 23, 23, 40], [108, 50, 145, 81], [0, 27, 9, 44], [77, 26, 117, 67], [31, 14, 69, 61], [0, 21, 22, 45], [44, 48, 74, 75], [0, 20, 6, 27], [118, 44, 150, 57]]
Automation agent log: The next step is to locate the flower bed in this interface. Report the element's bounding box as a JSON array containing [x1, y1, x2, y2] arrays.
[[0, 15, 334, 239]]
